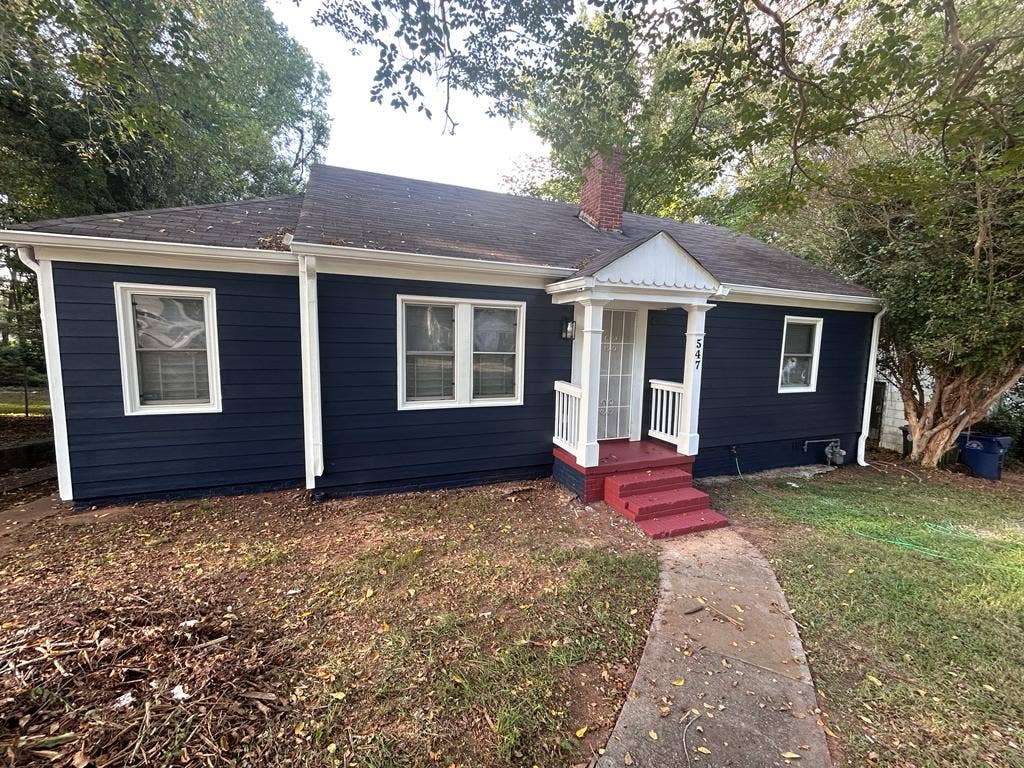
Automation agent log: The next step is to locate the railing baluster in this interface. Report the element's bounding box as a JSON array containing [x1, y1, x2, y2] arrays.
[[552, 381, 583, 454], [648, 378, 686, 447]]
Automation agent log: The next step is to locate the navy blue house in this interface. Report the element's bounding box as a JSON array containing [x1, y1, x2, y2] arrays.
[[3, 160, 883, 537]]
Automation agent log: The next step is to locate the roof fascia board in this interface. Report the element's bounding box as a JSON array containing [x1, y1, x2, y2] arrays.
[[292, 240, 574, 289], [721, 283, 882, 312], [549, 283, 716, 306], [1, 231, 297, 275]]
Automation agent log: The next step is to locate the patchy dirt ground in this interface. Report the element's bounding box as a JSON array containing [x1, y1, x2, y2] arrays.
[[0, 480, 658, 768], [0, 415, 53, 450]]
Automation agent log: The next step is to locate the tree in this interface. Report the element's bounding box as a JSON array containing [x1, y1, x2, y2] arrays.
[[0, 249, 45, 414], [317, 0, 1024, 467], [1, 0, 331, 224], [1, 0, 332, 407]]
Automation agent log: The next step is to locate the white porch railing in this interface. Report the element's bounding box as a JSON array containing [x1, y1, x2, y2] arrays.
[[553, 380, 583, 453], [649, 378, 686, 446]]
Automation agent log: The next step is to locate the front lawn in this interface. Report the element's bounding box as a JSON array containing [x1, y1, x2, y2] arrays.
[[0, 387, 50, 417], [709, 464, 1024, 768], [0, 480, 657, 767]]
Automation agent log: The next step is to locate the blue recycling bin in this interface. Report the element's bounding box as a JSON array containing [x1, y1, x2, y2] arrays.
[[956, 433, 1015, 480]]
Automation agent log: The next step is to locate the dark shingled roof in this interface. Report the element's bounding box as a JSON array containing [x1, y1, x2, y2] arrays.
[[298, 166, 873, 297], [11, 195, 304, 250], [8, 164, 874, 298]]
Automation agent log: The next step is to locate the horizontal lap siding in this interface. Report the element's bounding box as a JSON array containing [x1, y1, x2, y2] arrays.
[[644, 303, 874, 477], [52, 262, 304, 501], [316, 275, 572, 495]]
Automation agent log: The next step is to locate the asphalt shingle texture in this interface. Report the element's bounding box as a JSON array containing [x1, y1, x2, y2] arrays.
[[8, 164, 874, 298], [11, 195, 304, 250]]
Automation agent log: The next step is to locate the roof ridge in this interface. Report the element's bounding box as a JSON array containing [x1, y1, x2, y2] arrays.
[[16, 193, 304, 229]]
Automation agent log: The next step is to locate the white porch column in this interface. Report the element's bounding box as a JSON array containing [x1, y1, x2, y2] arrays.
[[678, 304, 714, 456], [576, 300, 606, 467]]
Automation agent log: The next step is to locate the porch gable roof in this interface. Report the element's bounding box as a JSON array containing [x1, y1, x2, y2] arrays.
[[546, 231, 722, 304]]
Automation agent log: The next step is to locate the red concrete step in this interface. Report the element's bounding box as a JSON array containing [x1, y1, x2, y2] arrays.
[[636, 508, 730, 539], [620, 486, 711, 521], [604, 466, 692, 498]]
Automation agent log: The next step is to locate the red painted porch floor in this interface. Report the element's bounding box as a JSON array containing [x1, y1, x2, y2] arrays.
[[554, 440, 729, 540]]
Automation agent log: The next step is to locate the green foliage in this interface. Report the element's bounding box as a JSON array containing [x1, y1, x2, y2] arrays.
[[0, 250, 44, 391], [0, 0, 331, 223]]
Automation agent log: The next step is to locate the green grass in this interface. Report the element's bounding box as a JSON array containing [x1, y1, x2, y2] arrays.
[[0, 386, 50, 415], [710, 470, 1024, 768]]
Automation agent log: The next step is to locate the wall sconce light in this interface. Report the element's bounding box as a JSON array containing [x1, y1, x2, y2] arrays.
[[561, 317, 576, 340]]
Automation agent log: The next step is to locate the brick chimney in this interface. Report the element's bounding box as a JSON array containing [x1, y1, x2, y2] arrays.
[[579, 149, 626, 231]]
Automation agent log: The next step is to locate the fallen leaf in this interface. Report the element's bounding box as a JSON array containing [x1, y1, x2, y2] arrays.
[[697, 746, 711, 754], [575, 726, 587, 738], [781, 752, 802, 759], [623, 753, 633, 766], [648, 730, 658, 741], [672, 678, 685, 686]]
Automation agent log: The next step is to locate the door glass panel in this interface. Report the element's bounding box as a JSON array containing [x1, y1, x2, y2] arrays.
[[597, 310, 637, 440]]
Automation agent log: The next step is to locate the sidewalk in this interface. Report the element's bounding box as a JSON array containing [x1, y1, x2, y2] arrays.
[[597, 528, 832, 768]]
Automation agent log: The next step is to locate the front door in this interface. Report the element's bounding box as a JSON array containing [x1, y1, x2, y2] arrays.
[[598, 309, 636, 440]]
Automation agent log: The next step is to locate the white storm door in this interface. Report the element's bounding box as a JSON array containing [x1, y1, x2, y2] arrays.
[[597, 309, 636, 440]]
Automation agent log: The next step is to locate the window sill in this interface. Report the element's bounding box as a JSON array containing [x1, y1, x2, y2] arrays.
[[124, 402, 223, 416], [777, 386, 817, 394], [398, 397, 524, 411]]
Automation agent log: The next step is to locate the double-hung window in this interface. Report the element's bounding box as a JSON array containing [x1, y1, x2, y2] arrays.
[[398, 295, 525, 409], [114, 283, 222, 415], [778, 316, 823, 393]]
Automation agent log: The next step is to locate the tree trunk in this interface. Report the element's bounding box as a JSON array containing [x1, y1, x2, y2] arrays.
[[896, 358, 1024, 468]]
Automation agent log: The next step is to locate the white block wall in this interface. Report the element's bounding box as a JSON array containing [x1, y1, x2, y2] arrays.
[[876, 379, 907, 452]]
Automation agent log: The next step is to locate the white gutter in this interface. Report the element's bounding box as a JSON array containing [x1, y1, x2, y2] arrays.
[[0, 229, 297, 265], [857, 307, 888, 466], [16, 246, 74, 500], [721, 283, 882, 312], [291, 240, 575, 280]]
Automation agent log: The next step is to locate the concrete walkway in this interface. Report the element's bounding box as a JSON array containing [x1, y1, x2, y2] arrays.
[[597, 529, 831, 768]]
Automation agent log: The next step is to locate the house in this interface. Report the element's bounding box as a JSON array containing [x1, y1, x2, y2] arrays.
[[2, 154, 884, 538]]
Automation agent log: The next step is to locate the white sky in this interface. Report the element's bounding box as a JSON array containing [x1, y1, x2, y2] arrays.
[[268, 1, 548, 192]]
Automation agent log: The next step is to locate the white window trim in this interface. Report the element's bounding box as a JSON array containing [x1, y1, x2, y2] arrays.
[[778, 315, 823, 394], [396, 294, 526, 410], [114, 282, 222, 415]]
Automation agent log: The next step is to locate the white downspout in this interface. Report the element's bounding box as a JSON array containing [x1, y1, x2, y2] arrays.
[[16, 246, 74, 500], [857, 307, 887, 466], [298, 254, 324, 488]]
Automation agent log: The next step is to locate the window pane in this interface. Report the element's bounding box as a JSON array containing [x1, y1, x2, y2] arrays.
[[138, 350, 210, 404], [406, 305, 454, 352], [132, 293, 211, 406], [406, 354, 455, 400], [784, 322, 815, 354], [133, 295, 206, 350], [780, 355, 813, 387], [473, 307, 517, 353], [473, 353, 515, 398]]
